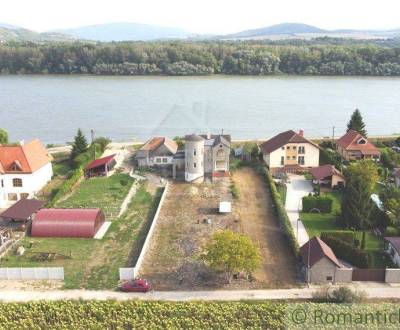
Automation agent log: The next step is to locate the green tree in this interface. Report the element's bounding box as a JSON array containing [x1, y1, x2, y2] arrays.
[[341, 160, 378, 249], [0, 129, 8, 144], [347, 109, 367, 136], [201, 230, 261, 283], [70, 129, 88, 162], [381, 186, 400, 226]]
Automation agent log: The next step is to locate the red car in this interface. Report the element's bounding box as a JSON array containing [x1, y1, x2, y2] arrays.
[[119, 279, 152, 293]]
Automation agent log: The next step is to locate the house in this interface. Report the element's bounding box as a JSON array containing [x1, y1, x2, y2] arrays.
[[300, 237, 344, 283], [0, 199, 44, 222], [336, 130, 380, 161], [31, 208, 105, 238], [136, 137, 178, 167], [310, 164, 346, 189], [85, 154, 116, 178], [0, 140, 53, 208], [394, 169, 400, 188], [384, 237, 400, 267], [260, 130, 319, 174], [183, 133, 231, 182]]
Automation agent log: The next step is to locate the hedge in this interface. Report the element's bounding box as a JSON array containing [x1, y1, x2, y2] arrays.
[[302, 195, 333, 213], [259, 166, 300, 258], [321, 235, 370, 268], [320, 231, 356, 245]]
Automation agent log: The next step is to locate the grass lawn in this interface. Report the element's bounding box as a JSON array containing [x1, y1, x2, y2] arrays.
[[57, 173, 134, 221], [0, 184, 163, 289]]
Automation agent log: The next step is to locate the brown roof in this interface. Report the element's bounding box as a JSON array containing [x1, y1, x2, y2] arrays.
[[300, 237, 342, 268], [260, 130, 317, 154], [336, 130, 380, 156], [385, 237, 400, 254], [140, 137, 178, 154], [0, 139, 52, 174], [0, 199, 45, 221], [310, 164, 344, 180]]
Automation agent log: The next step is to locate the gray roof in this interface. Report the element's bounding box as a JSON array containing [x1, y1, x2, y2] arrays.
[[185, 134, 204, 142]]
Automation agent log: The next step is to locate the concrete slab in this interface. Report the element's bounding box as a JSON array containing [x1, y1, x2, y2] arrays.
[[94, 221, 112, 240]]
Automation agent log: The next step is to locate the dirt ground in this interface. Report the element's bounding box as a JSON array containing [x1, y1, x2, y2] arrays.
[[141, 167, 298, 290], [232, 167, 298, 286]]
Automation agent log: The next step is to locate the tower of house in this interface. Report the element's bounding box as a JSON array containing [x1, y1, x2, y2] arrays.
[[184, 134, 205, 182]]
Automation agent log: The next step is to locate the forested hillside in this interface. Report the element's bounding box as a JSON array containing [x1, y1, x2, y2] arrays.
[[1, 41, 400, 75]]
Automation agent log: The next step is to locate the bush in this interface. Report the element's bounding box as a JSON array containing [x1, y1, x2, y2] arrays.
[[322, 236, 370, 268], [302, 196, 333, 213], [230, 183, 240, 199], [320, 231, 355, 245], [385, 226, 400, 237], [313, 286, 366, 303]]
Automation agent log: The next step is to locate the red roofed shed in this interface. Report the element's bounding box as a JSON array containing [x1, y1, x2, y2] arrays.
[[84, 154, 116, 178], [31, 208, 105, 238]]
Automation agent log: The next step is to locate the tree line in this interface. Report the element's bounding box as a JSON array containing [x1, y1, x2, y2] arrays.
[[1, 41, 400, 76]]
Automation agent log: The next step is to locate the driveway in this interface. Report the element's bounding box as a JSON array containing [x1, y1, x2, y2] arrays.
[[285, 174, 313, 247]]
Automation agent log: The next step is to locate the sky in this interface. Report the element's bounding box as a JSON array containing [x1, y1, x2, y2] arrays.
[[1, 0, 400, 34]]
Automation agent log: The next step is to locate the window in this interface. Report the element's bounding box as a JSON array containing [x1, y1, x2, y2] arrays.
[[358, 138, 367, 145], [281, 156, 284, 165], [286, 156, 290, 160], [298, 156, 305, 165], [216, 149, 224, 157], [293, 146, 297, 150], [326, 276, 333, 281], [7, 193, 17, 201], [13, 178, 22, 187], [298, 146, 305, 154], [1, 179, 3, 188], [286, 146, 290, 149], [193, 162, 197, 168], [292, 156, 296, 160], [281, 147, 285, 150], [155, 158, 161, 164], [193, 149, 196, 156], [162, 158, 168, 163], [20, 193, 29, 199]]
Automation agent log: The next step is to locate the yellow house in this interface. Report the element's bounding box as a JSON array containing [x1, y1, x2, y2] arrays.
[[260, 130, 320, 173]]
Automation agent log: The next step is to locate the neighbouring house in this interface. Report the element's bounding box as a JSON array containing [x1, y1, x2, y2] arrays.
[[260, 130, 319, 174], [384, 237, 400, 267], [85, 154, 116, 178], [0, 199, 44, 222], [310, 164, 346, 189], [136, 137, 178, 168], [336, 129, 380, 161], [300, 237, 345, 283], [31, 208, 105, 238], [394, 168, 400, 188], [0, 140, 53, 208], [183, 133, 231, 182]]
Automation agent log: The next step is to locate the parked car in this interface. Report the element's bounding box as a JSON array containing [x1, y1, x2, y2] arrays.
[[118, 279, 152, 293]]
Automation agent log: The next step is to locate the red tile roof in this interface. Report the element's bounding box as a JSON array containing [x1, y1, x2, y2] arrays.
[[85, 154, 116, 170], [0, 139, 52, 174], [140, 137, 178, 154], [260, 130, 317, 154], [0, 199, 45, 221], [300, 237, 342, 268], [310, 164, 344, 180], [336, 130, 380, 155]]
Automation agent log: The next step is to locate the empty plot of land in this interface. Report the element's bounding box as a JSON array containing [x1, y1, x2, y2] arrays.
[[231, 167, 297, 286]]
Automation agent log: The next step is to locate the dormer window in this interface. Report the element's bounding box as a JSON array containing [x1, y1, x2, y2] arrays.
[[11, 161, 23, 171], [358, 138, 367, 145]]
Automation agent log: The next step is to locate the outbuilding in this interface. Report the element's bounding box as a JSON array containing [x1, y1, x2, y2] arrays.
[[31, 208, 105, 238], [310, 164, 345, 189], [0, 199, 44, 222], [84, 154, 116, 178]]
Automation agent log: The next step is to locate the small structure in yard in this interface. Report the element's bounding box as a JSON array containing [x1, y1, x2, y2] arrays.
[[310, 164, 345, 189], [336, 129, 380, 161], [384, 237, 400, 267], [84, 154, 116, 178], [31, 208, 105, 238], [300, 237, 345, 283], [219, 201, 231, 213], [0, 198, 44, 222]]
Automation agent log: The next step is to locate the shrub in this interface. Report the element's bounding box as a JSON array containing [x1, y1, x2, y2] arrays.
[[320, 231, 356, 245], [230, 183, 240, 199], [322, 236, 370, 268], [302, 196, 333, 213], [385, 226, 400, 237], [313, 286, 367, 303]]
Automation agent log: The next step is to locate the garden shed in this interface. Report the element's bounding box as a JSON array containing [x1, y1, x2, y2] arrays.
[[31, 208, 105, 238]]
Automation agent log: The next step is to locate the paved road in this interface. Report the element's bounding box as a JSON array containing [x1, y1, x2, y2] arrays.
[[0, 285, 399, 302], [285, 175, 313, 247]]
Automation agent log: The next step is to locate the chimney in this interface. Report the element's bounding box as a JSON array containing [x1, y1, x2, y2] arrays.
[[207, 131, 211, 139], [298, 130, 304, 137]]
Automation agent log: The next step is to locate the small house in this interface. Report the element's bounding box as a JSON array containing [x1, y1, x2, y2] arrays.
[[310, 164, 345, 189], [0, 199, 44, 222], [336, 130, 380, 161], [85, 154, 116, 178], [136, 137, 178, 167], [384, 237, 400, 267]]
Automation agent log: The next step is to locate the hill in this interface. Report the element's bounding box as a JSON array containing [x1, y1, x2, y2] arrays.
[[0, 24, 74, 42], [54, 22, 191, 41]]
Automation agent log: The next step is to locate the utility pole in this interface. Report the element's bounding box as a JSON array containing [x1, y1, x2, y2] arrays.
[[91, 129, 96, 159], [332, 126, 335, 145]]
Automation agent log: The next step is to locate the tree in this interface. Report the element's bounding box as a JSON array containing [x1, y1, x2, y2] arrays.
[[347, 109, 367, 136], [0, 129, 8, 144], [381, 186, 400, 226], [201, 230, 261, 283], [341, 161, 378, 248], [70, 129, 88, 162]]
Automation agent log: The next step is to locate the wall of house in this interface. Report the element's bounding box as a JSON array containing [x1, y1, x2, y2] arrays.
[[204, 146, 213, 173], [211, 143, 230, 173], [334, 268, 353, 283], [385, 269, 400, 283], [185, 140, 204, 182], [264, 143, 319, 169], [307, 258, 338, 283], [0, 163, 53, 208], [331, 174, 346, 188]]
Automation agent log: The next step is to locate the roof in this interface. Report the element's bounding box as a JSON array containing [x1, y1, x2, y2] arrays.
[[0, 199, 44, 221], [0, 139, 52, 174], [200, 134, 232, 143], [394, 169, 400, 178], [385, 237, 400, 254], [336, 130, 380, 155], [260, 130, 317, 154], [139, 137, 178, 154], [310, 164, 344, 180], [35, 208, 102, 222], [300, 237, 342, 268], [85, 154, 116, 170], [185, 134, 204, 142]]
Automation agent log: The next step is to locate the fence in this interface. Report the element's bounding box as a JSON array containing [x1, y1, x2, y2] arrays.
[[0, 267, 64, 280], [119, 183, 169, 280]]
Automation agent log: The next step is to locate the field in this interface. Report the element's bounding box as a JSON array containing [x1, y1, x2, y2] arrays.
[[0, 179, 161, 289]]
